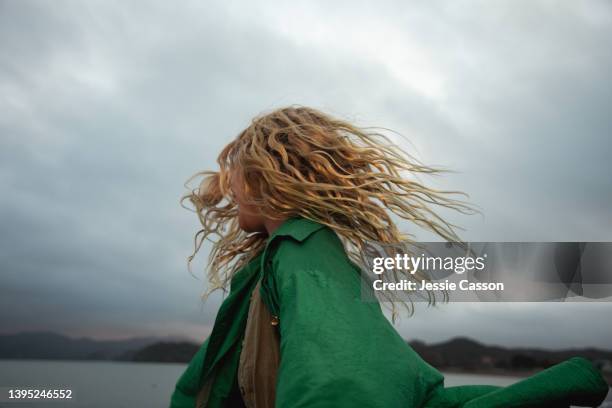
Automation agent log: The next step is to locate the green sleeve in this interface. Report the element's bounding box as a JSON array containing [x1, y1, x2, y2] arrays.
[[169, 337, 209, 408], [270, 232, 444, 408], [434, 357, 609, 408]]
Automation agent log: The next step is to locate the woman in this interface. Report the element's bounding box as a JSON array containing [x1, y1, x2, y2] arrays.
[[170, 106, 609, 407]]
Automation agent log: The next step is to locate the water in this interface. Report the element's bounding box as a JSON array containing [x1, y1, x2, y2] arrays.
[[0, 360, 185, 407], [0, 360, 609, 407]]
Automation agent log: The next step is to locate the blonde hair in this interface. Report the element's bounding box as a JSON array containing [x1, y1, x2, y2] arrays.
[[181, 105, 477, 318]]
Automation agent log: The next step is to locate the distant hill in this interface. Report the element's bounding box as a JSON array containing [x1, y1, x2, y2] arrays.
[[123, 336, 612, 369], [2, 332, 611, 374], [130, 341, 200, 363], [409, 336, 612, 371], [0, 331, 191, 361]]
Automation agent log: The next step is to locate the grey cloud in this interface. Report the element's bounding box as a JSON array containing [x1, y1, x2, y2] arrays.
[[1, 0, 611, 348]]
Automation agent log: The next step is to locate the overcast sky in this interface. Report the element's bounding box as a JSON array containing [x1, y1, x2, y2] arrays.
[[1, 0, 611, 349]]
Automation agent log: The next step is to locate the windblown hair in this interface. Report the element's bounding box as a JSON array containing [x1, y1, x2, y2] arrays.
[[181, 105, 477, 318]]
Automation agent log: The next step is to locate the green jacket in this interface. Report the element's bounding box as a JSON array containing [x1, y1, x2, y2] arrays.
[[170, 217, 609, 407]]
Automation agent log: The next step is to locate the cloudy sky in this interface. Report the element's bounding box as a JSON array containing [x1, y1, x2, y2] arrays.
[[1, 0, 611, 349]]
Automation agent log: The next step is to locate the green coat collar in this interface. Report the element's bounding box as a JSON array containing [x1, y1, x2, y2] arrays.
[[259, 216, 327, 313], [260, 216, 326, 271], [265, 216, 327, 244]]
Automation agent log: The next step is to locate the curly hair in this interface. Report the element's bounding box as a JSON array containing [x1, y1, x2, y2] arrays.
[[181, 105, 477, 319]]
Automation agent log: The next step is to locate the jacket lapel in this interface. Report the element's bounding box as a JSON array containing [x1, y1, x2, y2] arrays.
[[200, 252, 263, 382]]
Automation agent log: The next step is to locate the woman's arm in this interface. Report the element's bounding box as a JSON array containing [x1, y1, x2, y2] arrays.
[[268, 233, 610, 408]]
